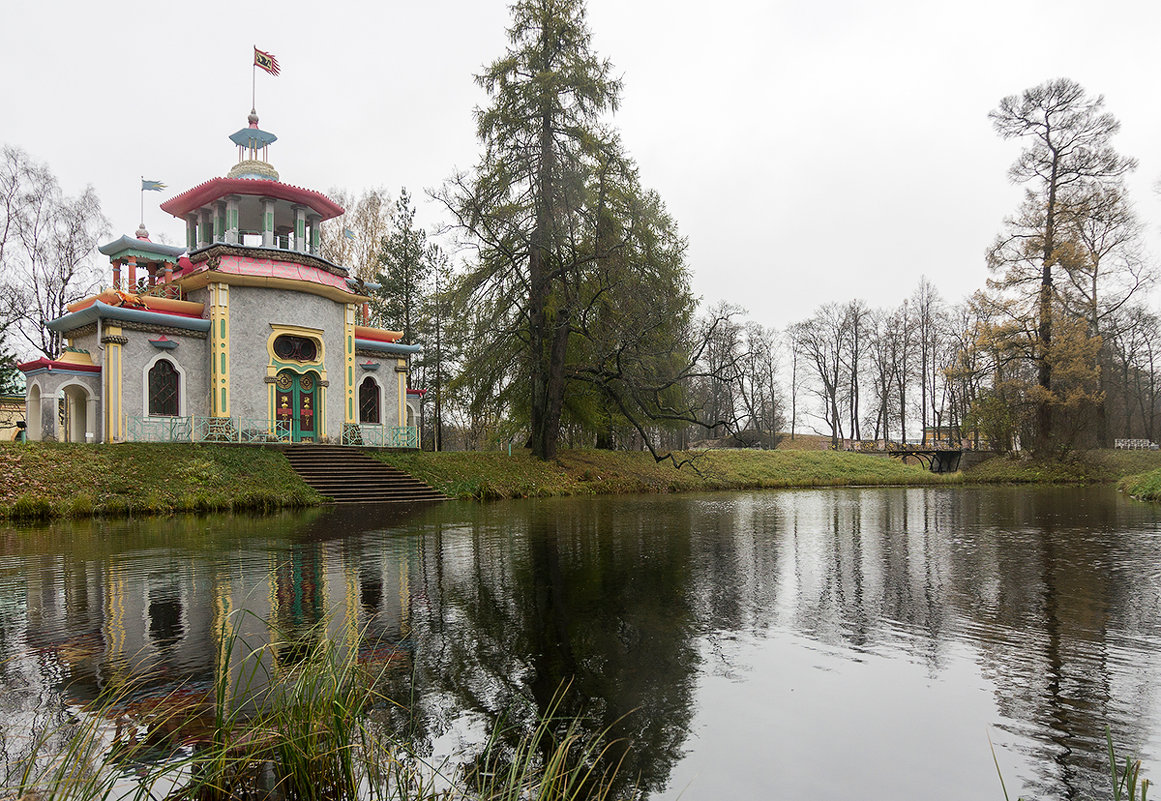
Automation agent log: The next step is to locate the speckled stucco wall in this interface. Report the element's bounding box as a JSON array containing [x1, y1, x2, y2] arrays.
[[120, 332, 210, 419], [226, 286, 347, 438]]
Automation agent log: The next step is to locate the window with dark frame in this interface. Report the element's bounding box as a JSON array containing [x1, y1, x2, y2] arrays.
[[148, 359, 180, 416], [273, 335, 318, 362], [359, 377, 380, 424]]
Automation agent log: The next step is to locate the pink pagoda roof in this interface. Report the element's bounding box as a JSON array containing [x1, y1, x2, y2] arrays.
[[160, 177, 345, 221]]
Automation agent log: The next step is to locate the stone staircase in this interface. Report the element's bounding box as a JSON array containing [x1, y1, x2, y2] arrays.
[[282, 445, 447, 504]]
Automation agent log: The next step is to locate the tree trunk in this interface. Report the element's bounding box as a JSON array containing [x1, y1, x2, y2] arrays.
[[1036, 156, 1060, 450], [528, 107, 559, 461]]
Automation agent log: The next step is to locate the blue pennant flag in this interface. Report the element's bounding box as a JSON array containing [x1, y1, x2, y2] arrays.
[[343, 228, 356, 240], [142, 179, 166, 192]]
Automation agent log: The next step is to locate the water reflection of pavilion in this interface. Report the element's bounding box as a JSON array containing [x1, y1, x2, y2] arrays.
[[5, 506, 426, 708]]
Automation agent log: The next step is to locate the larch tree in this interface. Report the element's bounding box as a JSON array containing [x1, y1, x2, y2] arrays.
[[440, 0, 620, 459], [442, 0, 708, 462], [988, 78, 1136, 450]]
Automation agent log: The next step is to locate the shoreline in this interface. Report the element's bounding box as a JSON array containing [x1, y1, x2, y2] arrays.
[[4, 443, 1161, 522]]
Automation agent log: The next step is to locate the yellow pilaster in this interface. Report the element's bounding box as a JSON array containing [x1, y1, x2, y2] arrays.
[[103, 562, 126, 676], [210, 283, 231, 416], [102, 325, 123, 442], [344, 305, 356, 424], [397, 358, 406, 426]]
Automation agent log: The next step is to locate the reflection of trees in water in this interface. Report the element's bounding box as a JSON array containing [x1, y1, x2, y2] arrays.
[[687, 487, 1161, 801], [946, 488, 1161, 801], [402, 498, 700, 798]]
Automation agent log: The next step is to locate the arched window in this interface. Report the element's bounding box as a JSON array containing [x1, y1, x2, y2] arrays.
[[359, 377, 380, 424], [149, 359, 180, 416]]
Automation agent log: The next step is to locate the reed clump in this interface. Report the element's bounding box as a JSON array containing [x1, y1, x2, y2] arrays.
[[10, 614, 629, 801]]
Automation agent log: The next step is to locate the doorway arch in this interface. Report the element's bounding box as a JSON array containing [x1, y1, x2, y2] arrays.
[[274, 369, 321, 442], [59, 382, 93, 442], [26, 383, 42, 441]]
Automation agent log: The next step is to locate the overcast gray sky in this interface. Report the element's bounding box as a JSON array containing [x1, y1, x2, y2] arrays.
[[3, 0, 1159, 331]]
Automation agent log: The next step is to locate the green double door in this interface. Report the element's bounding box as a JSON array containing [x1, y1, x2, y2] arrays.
[[275, 370, 319, 442]]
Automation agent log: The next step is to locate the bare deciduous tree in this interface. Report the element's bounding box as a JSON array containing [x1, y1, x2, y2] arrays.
[[0, 145, 106, 359]]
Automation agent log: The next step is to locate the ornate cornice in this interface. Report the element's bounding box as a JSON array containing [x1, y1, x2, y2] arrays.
[[189, 243, 349, 278], [120, 321, 208, 339]]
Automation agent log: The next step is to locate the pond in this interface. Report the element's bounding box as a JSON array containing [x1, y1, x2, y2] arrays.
[[1, 486, 1160, 800]]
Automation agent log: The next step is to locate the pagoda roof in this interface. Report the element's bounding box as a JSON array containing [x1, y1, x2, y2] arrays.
[[355, 337, 422, 356], [229, 126, 278, 148], [46, 300, 213, 335], [98, 235, 186, 262], [160, 177, 345, 221]]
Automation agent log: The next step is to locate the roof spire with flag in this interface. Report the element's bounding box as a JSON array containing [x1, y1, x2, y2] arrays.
[[254, 47, 280, 76], [139, 176, 166, 239], [252, 46, 280, 118]]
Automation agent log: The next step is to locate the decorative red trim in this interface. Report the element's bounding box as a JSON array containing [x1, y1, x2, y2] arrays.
[[406, 388, 427, 397], [18, 357, 102, 374], [160, 177, 345, 220]]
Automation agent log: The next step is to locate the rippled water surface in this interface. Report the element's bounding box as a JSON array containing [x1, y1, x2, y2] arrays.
[[2, 486, 1160, 799]]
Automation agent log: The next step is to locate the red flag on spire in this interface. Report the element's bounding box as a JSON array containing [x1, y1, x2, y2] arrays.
[[254, 47, 280, 76]]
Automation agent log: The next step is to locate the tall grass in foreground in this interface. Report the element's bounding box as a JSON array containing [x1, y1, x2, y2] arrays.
[[11, 614, 628, 801]]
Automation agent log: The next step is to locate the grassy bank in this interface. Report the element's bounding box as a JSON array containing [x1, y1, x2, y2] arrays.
[[962, 449, 1161, 486], [0, 442, 322, 521], [377, 447, 1161, 501], [6, 443, 1161, 521], [375, 448, 954, 500], [1118, 466, 1161, 502]]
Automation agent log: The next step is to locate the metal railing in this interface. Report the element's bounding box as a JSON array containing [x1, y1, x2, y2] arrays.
[[124, 414, 194, 443], [341, 423, 420, 449], [125, 415, 291, 444], [124, 415, 419, 448], [1115, 438, 1159, 450]]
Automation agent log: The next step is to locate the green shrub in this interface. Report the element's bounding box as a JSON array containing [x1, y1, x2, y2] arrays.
[[68, 493, 93, 517], [9, 494, 55, 521]]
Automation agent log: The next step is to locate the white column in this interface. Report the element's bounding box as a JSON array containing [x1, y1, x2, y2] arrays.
[[293, 205, 307, 253], [86, 397, 97, 442], [262, 198, 276, 247], [225, 195, 240, 244]]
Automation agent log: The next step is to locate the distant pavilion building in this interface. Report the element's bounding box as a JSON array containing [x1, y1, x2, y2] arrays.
[[19, 111, 422, 446]]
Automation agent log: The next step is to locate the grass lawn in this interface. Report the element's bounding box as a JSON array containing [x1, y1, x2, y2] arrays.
[[0, 442, 321, 520]]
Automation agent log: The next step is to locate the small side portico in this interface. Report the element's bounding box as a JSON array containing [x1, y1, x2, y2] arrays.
[[19, 350, 103, 442]]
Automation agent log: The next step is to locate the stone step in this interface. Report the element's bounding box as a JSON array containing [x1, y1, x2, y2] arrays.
[[280, 445, 447, 504]]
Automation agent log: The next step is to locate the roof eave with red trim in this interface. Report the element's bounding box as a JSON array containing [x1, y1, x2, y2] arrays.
[[160, 177, 345, 221], [18, 357, 102, 374]]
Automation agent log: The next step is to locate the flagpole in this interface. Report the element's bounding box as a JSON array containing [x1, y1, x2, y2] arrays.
[[140, 176, 144, 228]]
